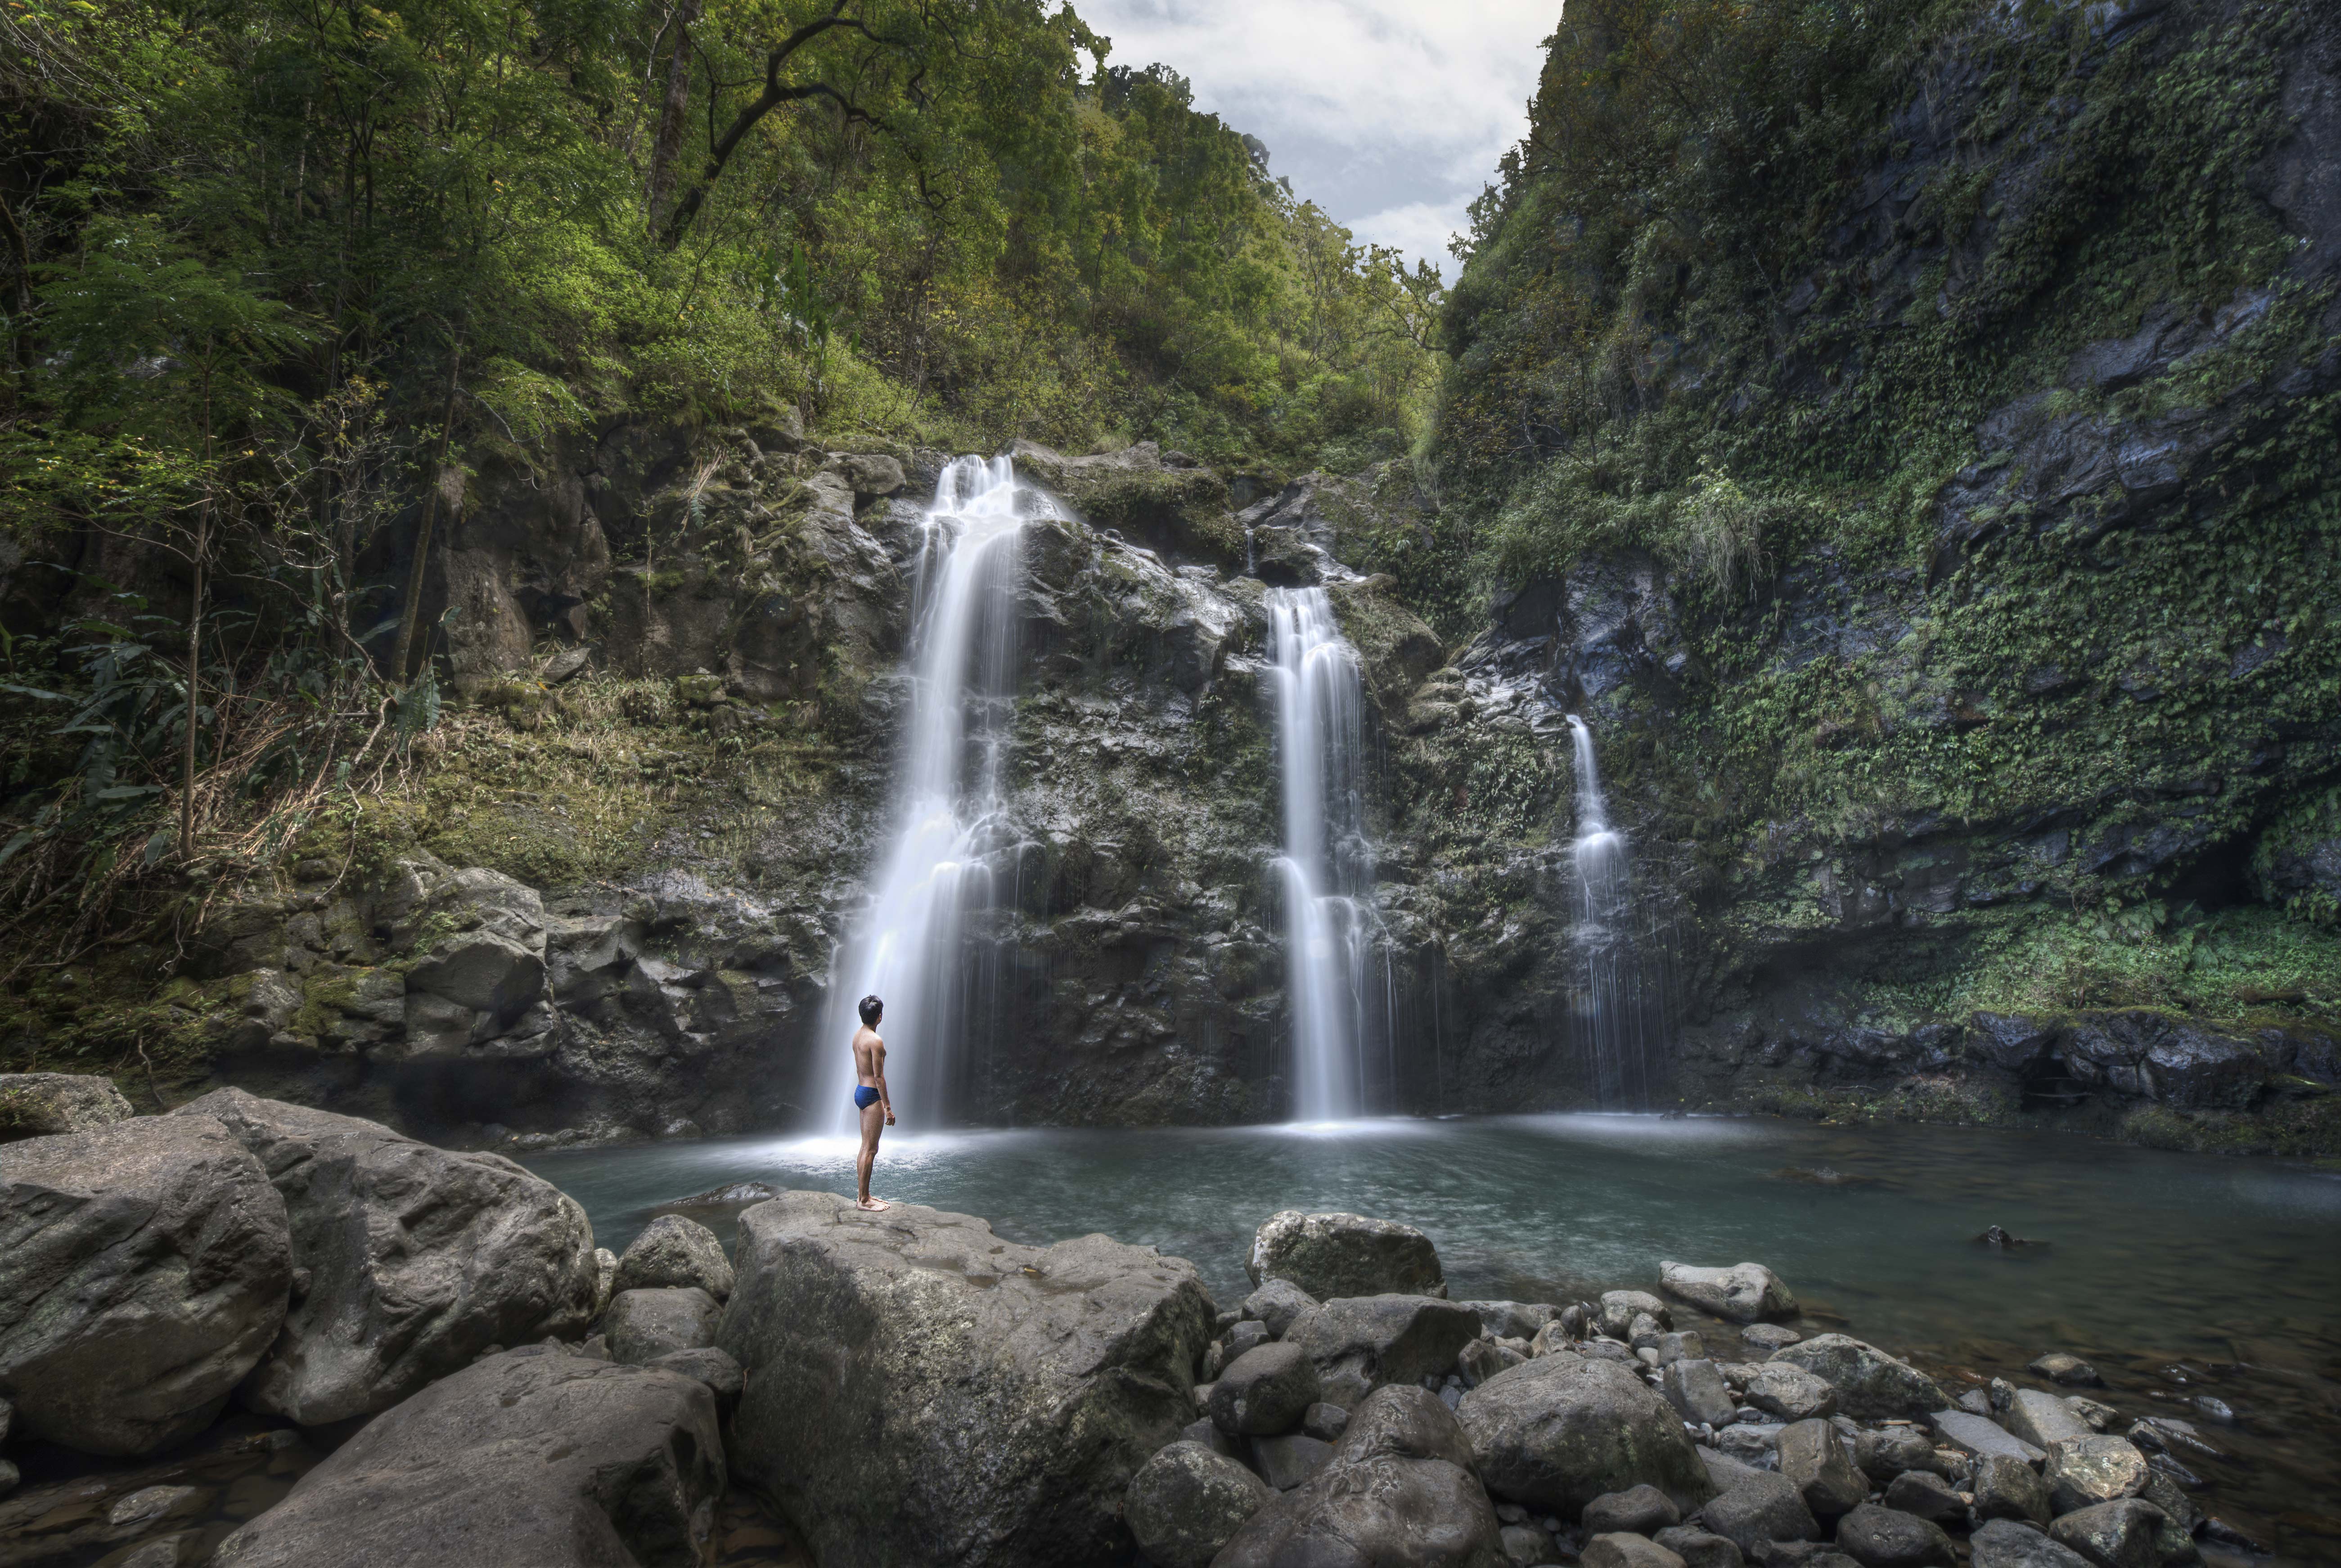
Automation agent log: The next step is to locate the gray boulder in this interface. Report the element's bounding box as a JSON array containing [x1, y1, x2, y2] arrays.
[[0, 1115, 290, 1456], [1210, 1341, 1321, 1435], [605, 1286, 722, 1364], [1658, 1264, 1797, 1325], [1929, 1409, 2045, 1465], [1125, 1440, 1271, 1568], [648, 1345, 743, 1411], [1215, 1384, 1508, 1568], [612, 1214, 734, 1301], [0, 1073, 134, 1141], [2042, 1435, 2148, 1516], [1242, 1277, 1319, 1338], [2028, 1352, 2102, 1387], [1776, 1420, 1865, 1518], [1745, 1362, 1838, 1421], [212, 1346, 723, 1567], [1464, 1301, 1563, 1341], [1854, 1426, 1939, 1485], [1769, 1337, 1945, 1420], [1970, 1518, 2095, 1568], [718, 1191, 1210, 1568], [1834, 1502, 1956, 1568], [2002, 1388, 2092, 1449], [1286, 1294, 1485, 1406], [1251, 1431, 1336, 1489], [1654, 1527, 1746, 1568], [1248, 1210, 1447, 1299], [1584, 1535, 1688, 1568], [2047, 1498, 2164, 1568], [1881, 1469, 1965, 1527], [172, 1089, 598, 1425], [1457, 1353, 1715, 1516], [1972, 1452, 2053, 1525], [1663, 1359, 1739, 1428], [1584, 1483, 1684, 1535], [1696, 1472, 1819, 1556], [1600, 1291, 1673, 1339]]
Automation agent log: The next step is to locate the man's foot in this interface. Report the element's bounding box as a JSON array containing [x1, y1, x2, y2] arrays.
[[856, 1196, 890, 1211]]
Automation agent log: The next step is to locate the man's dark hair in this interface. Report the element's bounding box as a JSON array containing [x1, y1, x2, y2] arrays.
[[858, 995, 884, 1027]]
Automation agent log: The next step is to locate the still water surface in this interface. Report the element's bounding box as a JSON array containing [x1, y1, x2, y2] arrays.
[[525, 1114, 2341, 1560]]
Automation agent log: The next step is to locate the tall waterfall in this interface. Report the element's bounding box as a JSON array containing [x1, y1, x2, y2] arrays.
[[817, 456, 1033, 1131], [1565, 714, 1661, 1107], [1267, 587, 1385, 1122]]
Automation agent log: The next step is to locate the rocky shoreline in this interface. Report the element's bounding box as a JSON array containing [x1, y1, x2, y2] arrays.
[[4, 1077, 2320, 1567]]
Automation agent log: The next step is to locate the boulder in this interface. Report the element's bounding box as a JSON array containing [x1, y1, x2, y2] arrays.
[[2003, 1388, 2093, 1450], [1696, 1445, 1765, 1494], [1456, 1353, 1715, 1516], [1972, 1452, 2053, 1525], [1600, 1291, 1673, 1339], [1663, 1359, 1741, 1429], [1585, 1535, 1689, 1568], [1242, 1278, 1319, 1338], [1769, 1338, 1945, 1421], [2041, 1436, 2148, 1516], [1971, 1518, 2095, 1568], [1252, 1431, 1337, 1489], [1740, 1325, 1801, 1353], [2028, 1353, 2102, 1388], [612, 1214, 734, 1301], [1305, 1401, 1351, 1442], [1585, 1483, 1684, 1535], [171, 1089, 598, 1425], [1215, 1384, 1508, 1568], [1928, 1409, 2045, 1465], [1464, 1301, 1564, 1342], [1248, 1210, 1447, 1299], [1881, 1469, 1965, 1526], [1745, 1362, 1838, 1422], [1696, 1473, 1819, 1556], [1211, 1341, 1321, 1435], [718, 1191, 1211, 1568], [2047, 1498, 2164, 1568], [0, 1115, 290, 1456], [1125, 1440, 1271, 1568], [1461, 1337, 1531, 1388], [1834, 1502, 1956, 1568], [648, 1345, 743, 1411], [1654, 1526, 1746, 1568], [1854, 1427, 1938, 1485], [1776, 1420, 1866, 1518], [0, 1073, 134, 1141], [1286, 1294, 1485, 1406], [604, 1286, 722, 1364], [1225, 1320, 1272, 1361], [1713, 1424, 1782, 1471], [211, 1347, 723, 1567], [1505, 1522, 1564, 1564], [592, 1246, 617, 1318], [1658, 1264, 1797, 1325]]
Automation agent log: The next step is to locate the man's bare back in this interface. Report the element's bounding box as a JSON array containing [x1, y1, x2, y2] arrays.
[[851, 996, 894, 1210]]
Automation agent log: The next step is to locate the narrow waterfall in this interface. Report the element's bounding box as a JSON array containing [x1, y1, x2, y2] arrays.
[[818, 456, 1033, 1131], [1565, 714, 1661, 1106], [1266, 587, 1384, 1122]]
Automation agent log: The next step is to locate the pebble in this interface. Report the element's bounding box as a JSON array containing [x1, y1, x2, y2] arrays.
[[2190, 1395, 2237, 1424]]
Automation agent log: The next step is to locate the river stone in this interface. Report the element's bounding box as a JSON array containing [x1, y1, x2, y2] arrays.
[[1971, 1518, 2095, 1568], [1658, 1263, 1797, 1325], [1585, 1483, 1684, 1535], [1457, 1353, 1715, 1516], [1504, 1522, 1562, 1564], [1714, 1424, 1782, 1470], [1466, 1301, 1563, 1342], [1835, 1502, 1955, 1568], [1215, 1384, 1507, 1568], [1769, 1337, 1945, 1421], [1305, 1401, 1351, 1441], [1695, 1472, 1819, 1555], [591, 1247, 617, 1318], [1973, 1451, 2053, 1524], [1211, 1341, 1321, 1434], [1741, 1325, 1801, 1352], [718, 1191, 1210, 1568], [2063, 1395, 2118, 1433], [1697, 1445, 1765, 1494], [1584, 1534, 1689, 1568], [1777, 1420, 1865, 1519], [605, 1286, 720, 1363], [2042, 1435, 2148, 1516], [211, 1346, 722, 1568], [1745, 1362, 1838, 1422], [1125, 1440, 1271, 1568], [1248, 1210, 1447, 1299], [172, 1088, 597, 1425], [612, 1214, 734, 1301], [2003, 1388, 2092, 1449], [1855, 1426, 1937, 1484], [1252, 1431, 1337, 1489], [0, 1073, 134, 1141], [2029, 1353, 2102, 1388], [0, 1115, 290, 1456], [1655, 1526, 1746, 1568], [1243, 1278, 1319, 1338], [1664, 1359, 1740, 1428], [1929, 1409, 2045, 1465], [2047, 1498, 2164, 1568], [1882, 1469, 1965, 1526], [1286, 1294, 1485, 1406], [1600, 1291, 1673, 1339]]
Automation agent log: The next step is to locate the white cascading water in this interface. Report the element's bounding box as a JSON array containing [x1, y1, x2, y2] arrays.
[[1565, 714, 1659, 1106], [1267, 587, 1384, 1122], [817, 455, 1035, 1131]]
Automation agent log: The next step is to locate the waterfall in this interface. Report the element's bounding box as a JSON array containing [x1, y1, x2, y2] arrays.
[[1565, 714, 1661, 1107], [817, 456, 1034, 1131], [1266, 587, 1384, 1122]]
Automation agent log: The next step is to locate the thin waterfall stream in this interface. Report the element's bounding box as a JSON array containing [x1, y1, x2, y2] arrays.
[[815, 456, 1041, 1131], [1566, 713, 1662, 1106], [1266, 586, 1386, 1122]]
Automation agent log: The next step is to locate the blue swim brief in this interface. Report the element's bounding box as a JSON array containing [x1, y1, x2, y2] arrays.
[[854, 1086, 880, 1110]]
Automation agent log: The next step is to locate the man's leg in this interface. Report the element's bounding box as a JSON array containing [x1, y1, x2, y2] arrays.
[[856, 1101, 887, 1210]]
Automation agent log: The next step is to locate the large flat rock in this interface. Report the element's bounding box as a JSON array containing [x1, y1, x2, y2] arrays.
[[173, 1088, 599, 1424], [718, 1190, 1213, 1567], [0, 1073, 134, 1141], [1248, 1210, 1447, 1299], [212, 1346, 723, 1567], [0, 1115, 290, 1455]]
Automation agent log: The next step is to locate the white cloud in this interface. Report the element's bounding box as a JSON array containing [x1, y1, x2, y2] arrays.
[[1079, 0, 1554, 279]]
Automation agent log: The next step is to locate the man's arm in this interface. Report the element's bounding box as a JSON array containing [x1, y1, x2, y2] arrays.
[[875, 1042, 895, 1123]]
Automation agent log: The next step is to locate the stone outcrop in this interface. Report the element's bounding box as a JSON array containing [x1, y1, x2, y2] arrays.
[[0, 1074, 135, 1141], [717, 1190, 1212, 1567], [1248, 1209, 1447, 1299], [0, 1115, 290, 1455], [172, 1088, 598, 1425], [212, 1346, 724, 1567]]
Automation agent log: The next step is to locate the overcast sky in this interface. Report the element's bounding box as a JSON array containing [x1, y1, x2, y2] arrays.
[[1078, 0, 1557, 279]]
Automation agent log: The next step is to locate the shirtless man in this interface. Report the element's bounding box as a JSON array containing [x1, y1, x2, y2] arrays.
[[851, 994, 896, 1211]]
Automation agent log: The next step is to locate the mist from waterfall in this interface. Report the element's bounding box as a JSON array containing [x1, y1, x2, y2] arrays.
[[1565, 714, 1661, 1107], [1267, 587, 1387, 1122], [816, 456, 1035, 1132]]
